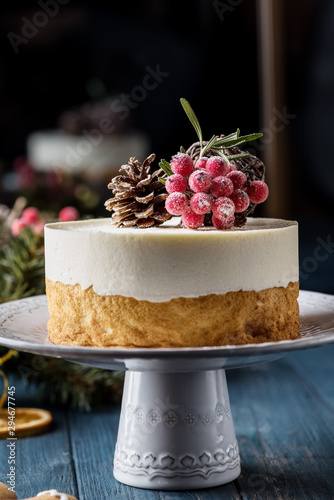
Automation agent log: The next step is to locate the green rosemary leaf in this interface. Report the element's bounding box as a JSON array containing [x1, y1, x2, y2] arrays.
[[237, 132, 263, 142], [200, 135, 218, 157], [180, 146, 186, 153], [211, 148, 231, 163], [215, 131, 239, 145], [159, 159, 173, 176], [215, 132, 262, 148], [180, 98, 203, 147], [159, 178, 166, 185], [220, 133, 263, 149]]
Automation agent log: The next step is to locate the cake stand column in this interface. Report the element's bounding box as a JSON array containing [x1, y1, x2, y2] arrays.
[[113, 369, 240, 490]]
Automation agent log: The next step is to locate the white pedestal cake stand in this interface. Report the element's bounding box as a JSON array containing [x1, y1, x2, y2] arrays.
[[1, 290, 334, 490]]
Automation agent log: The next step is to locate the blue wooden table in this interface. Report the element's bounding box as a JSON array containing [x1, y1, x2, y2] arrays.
[[1, 344, 334, 499]]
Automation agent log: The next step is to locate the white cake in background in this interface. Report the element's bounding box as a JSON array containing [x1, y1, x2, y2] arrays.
[[27, 98, 150, 180], [45, 217, 300, 348], [27, 130, 149, 180]]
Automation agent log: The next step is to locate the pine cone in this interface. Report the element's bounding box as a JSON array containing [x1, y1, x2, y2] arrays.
[[105, 154, 172, 228]]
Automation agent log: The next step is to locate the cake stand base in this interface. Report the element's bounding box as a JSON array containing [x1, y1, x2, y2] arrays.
[[114, 369, 240, 490]]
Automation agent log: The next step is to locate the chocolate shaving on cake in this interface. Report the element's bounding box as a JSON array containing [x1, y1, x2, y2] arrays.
[[187, 139, 265, 227], [105, 154, 172, 228]]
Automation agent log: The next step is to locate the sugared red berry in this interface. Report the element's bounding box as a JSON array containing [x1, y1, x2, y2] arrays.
[[212, 214, 235, 230], [11, 218, 27, 236], [247, 180, 269, 204], [188, 170, 212, 193], [165, 192, 188, 215], [210, 176, 234, 198], [212, 197, 235, 219], [182, 208, 204, 229], [229, 189, 250, 212], [58, 206, 80, 222], [170, 153, 194, 176], [227, 170, 247, 190], [21, 207, 40, 224], [205, 156, 231, 177], [165, 174, 187, 194], [195, 157, 208, 170], [190, 193, 212, 215]]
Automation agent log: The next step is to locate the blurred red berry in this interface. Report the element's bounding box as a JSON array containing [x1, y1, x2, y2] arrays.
[[21, 207, 40, 224], [11, 218, 27, 236], [58, 206, 80, 222], [32, 220, 46, 235]]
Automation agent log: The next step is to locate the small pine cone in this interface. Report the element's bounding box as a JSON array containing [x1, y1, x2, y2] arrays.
[[105, 154, 172, 228]]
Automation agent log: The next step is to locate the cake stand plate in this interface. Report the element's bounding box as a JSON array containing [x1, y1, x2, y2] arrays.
[[1, 290, 334, 490]]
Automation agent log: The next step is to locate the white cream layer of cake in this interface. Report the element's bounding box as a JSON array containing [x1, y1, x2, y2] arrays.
[[44, 217, 299, 302]]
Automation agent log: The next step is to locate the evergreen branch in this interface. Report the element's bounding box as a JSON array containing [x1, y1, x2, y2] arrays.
[[0, 216, 124, 411]]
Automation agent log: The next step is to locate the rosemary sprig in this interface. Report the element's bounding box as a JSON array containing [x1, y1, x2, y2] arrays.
[[180, 98, 203, 149], [158, 99, 263, 181], [180, 98, 262, 159]]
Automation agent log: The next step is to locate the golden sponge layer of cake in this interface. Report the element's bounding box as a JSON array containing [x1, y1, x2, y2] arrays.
[[46, 279, 299, 348]]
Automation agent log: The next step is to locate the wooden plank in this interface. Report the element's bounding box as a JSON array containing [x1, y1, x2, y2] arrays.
[[285, 345, 334, 407], [1, 345, 333, 498], [0, 406, 78, 499], [228, 347, 334, 499]]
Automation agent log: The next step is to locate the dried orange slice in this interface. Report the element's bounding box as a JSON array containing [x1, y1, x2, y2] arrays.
[[0, 408, 52, 438]]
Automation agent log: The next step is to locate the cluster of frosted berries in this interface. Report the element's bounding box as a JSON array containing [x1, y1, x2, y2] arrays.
[[165, 153, 269, 230]]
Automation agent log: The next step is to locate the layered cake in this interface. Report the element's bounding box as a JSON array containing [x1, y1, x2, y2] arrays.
[[45, 217, 299, 347], [45, 98, 300, 347]]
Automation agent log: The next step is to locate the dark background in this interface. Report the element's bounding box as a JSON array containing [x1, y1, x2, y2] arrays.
[[0, 0, 333, 292]]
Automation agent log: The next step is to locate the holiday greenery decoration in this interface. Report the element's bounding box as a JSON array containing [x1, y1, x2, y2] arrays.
[[0, 202, 124, 411], [159, 98, 267, 229]]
